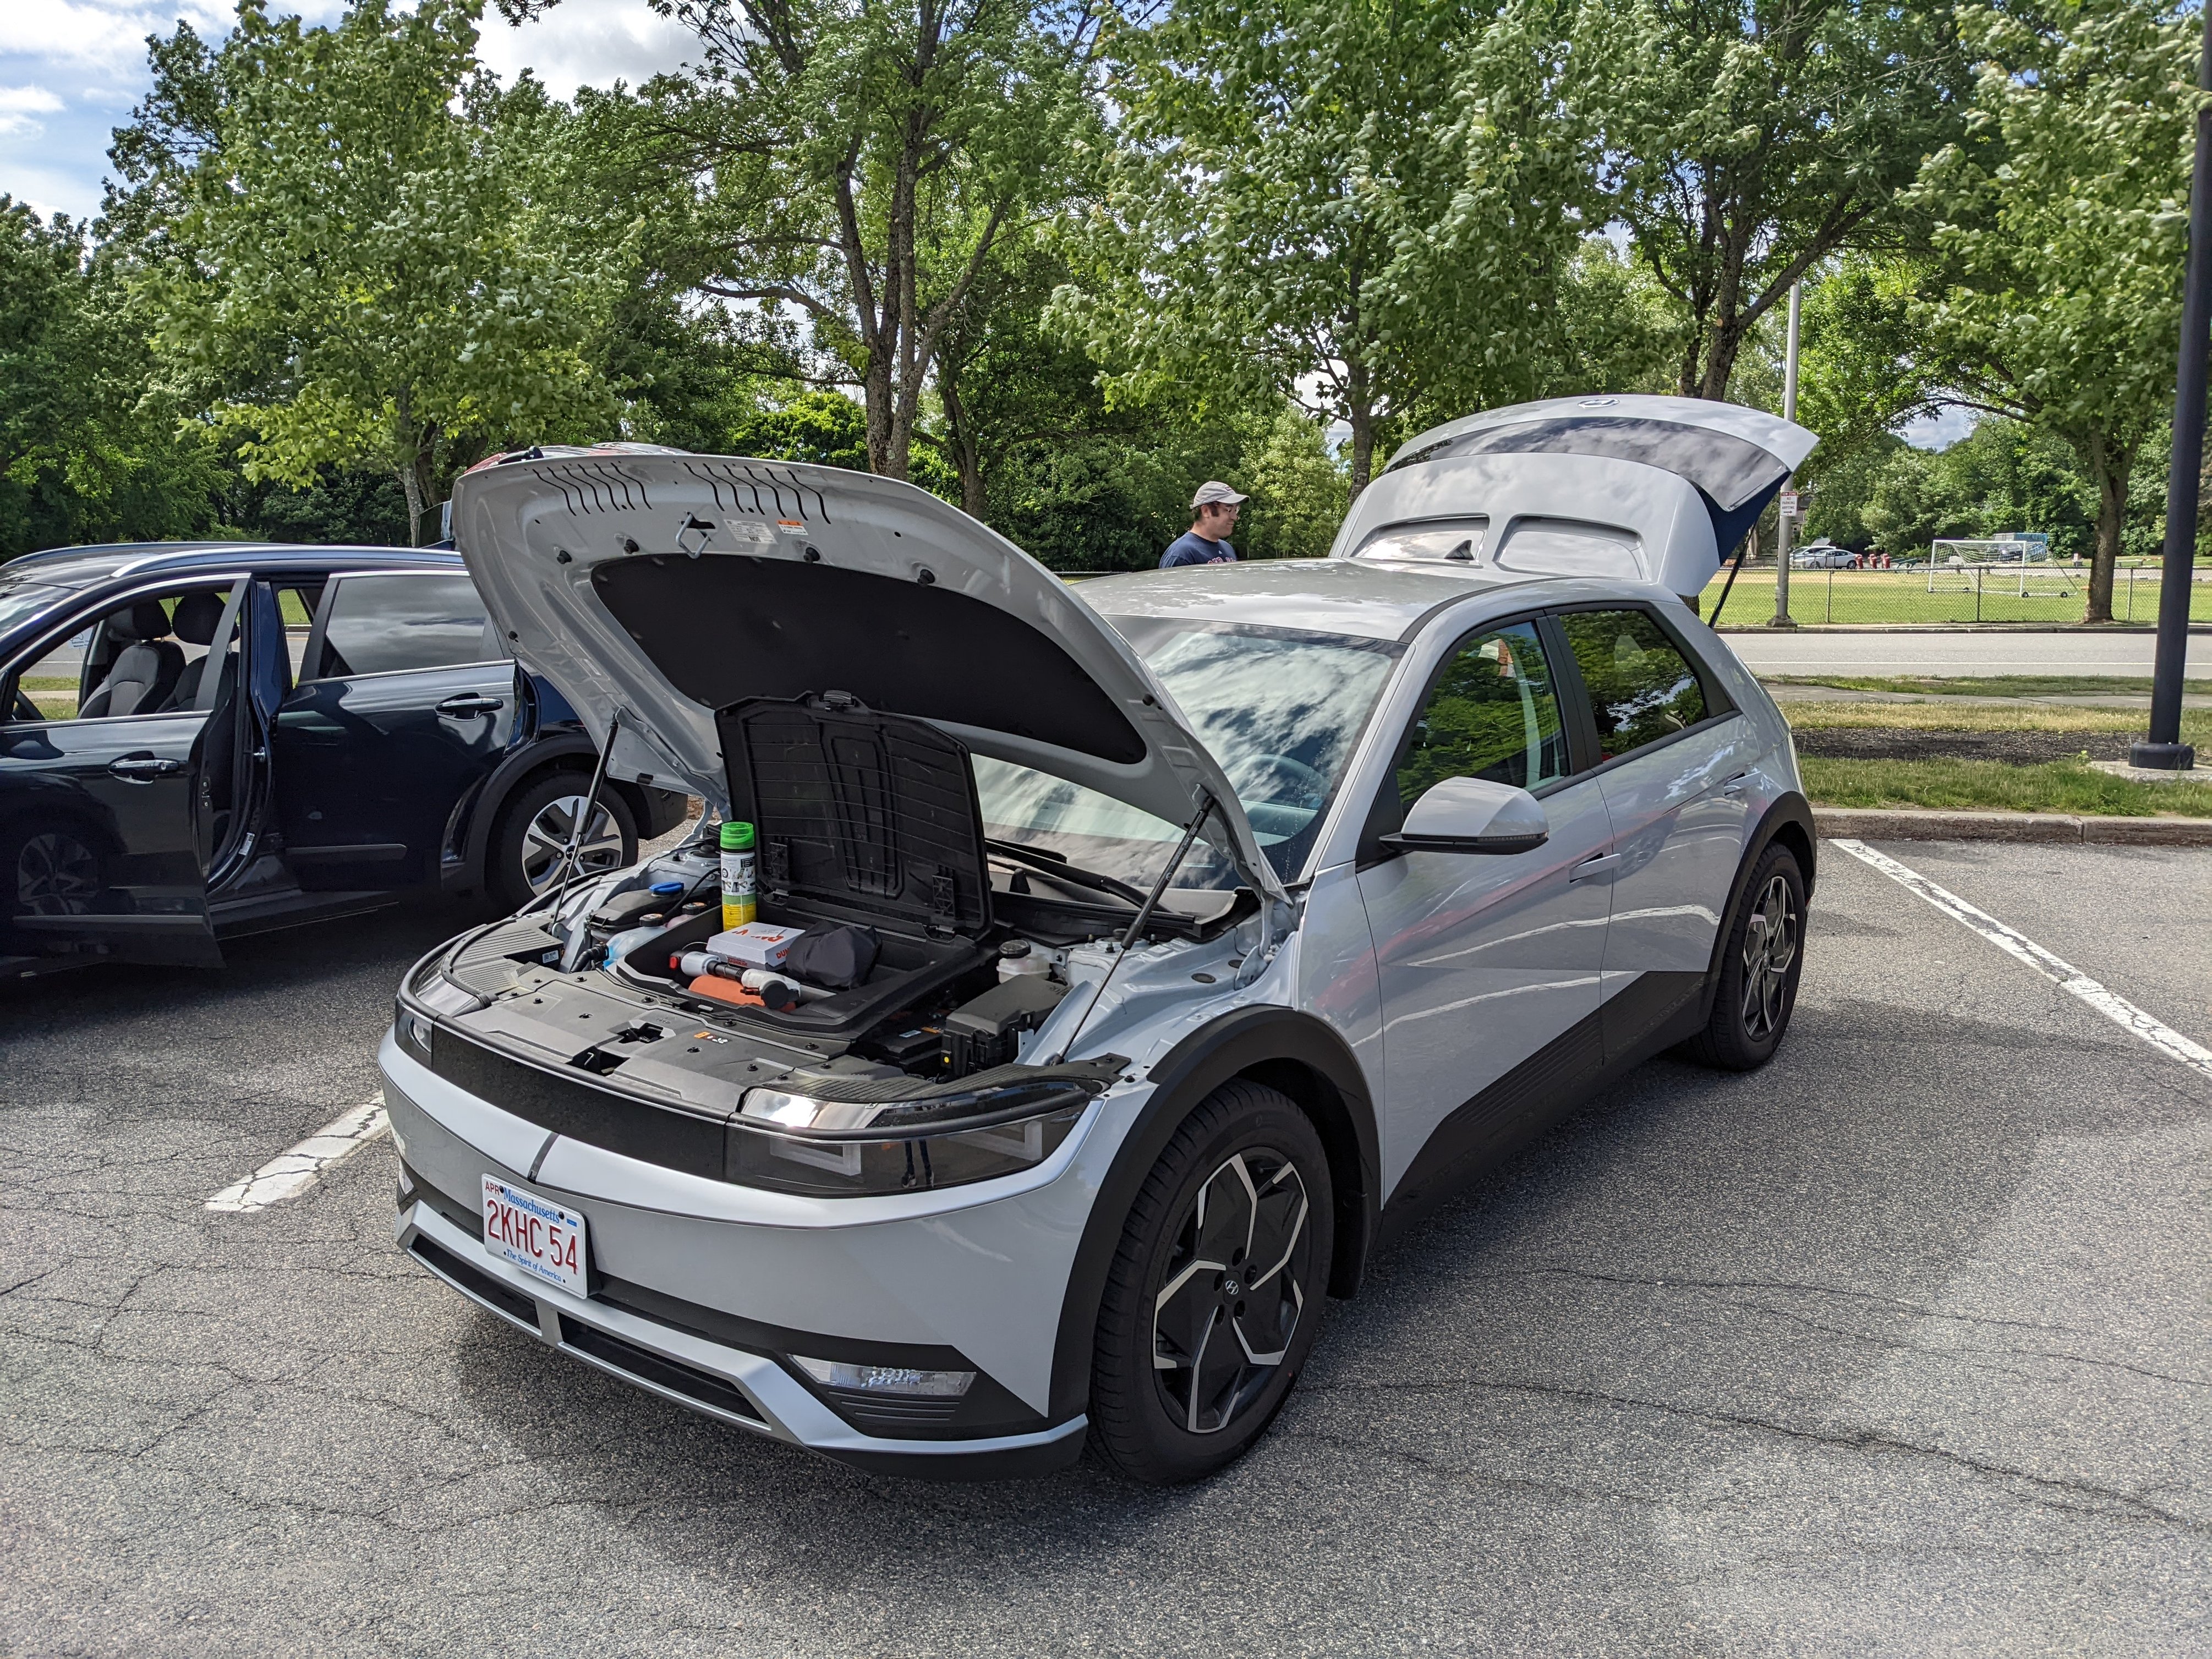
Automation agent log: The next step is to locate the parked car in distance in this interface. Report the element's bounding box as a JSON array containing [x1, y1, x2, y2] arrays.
[[386, 399, 1821, 1485], [1790, 540, 1857, 568], [0, 543, 688, 973]]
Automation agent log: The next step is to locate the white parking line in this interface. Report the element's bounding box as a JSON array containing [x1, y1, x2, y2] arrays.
[[206, 1096, 390, 1212], [1831, 839, 2212, 1083]]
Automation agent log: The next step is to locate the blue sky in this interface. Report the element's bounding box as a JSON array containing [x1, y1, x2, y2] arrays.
[[0, 0, 694, 224]]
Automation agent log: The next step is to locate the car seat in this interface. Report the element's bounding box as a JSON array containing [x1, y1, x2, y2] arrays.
[[161, 591, 230, 710], [78, 601, 184, 718]]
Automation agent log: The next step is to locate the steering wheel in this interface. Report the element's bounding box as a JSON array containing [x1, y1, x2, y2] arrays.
[[10, 685, 44, 724], [1238, 752, 1329, 809]]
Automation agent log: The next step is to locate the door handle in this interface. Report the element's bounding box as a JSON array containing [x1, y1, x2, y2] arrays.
[[108, 755, 184, 781], [435, 694, 506, 718], [1720, 770, 1751, 797], [1569, 852, 1622, 882]]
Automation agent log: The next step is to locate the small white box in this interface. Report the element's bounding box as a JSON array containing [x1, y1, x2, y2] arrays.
[[707, 922, 806, 968]]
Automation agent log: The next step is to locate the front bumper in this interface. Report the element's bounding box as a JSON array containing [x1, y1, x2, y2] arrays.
[[396, 1195, 1086, 1479], [379, 1031, 1115, 1479]]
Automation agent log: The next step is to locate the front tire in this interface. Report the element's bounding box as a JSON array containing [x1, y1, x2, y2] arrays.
[[1683, 842, 1806, 1071], [1, 820, 103, 952], [1089, 1080, 1332, 1485], [488, 773, 637, 912]]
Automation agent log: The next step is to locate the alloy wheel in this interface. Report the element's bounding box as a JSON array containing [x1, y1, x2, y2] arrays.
[[18, 832, 100, 916], [519, 795, 627, 894], [1152, 1148, 1313, 1435], [1739, 872, 1800, 1041]]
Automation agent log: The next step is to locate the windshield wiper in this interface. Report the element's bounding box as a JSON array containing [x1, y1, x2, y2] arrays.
[[985, 838, 1152, 908]]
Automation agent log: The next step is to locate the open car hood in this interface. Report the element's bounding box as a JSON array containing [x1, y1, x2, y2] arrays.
[[1335, 395, 1817, 599], [451, 451, 1286, 900]]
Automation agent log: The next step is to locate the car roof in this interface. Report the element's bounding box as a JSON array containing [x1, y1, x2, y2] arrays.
[[2, 542, 461, 589], [1080, 558, 1545, 642]]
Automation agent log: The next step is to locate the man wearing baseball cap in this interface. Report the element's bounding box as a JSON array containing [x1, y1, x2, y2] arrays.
[[1159, 481, 1247, 568]]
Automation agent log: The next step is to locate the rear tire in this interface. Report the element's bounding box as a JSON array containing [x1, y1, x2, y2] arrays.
[[487, 773, 637, 912], [1682, 842, 1806, 1071], [1089, 1080, 1332, 1486]]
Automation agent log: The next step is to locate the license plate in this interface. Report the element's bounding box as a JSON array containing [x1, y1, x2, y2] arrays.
[[481, 1175, 587, 1296]]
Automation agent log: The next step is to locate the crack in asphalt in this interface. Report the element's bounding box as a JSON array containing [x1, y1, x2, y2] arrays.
[[1301, 1372, 2207, 1533]]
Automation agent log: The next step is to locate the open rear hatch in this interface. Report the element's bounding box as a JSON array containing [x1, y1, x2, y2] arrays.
[[1334, 395, 1817, 600]]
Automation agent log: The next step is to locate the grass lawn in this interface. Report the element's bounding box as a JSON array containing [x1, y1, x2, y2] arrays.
[[1762, 674, 2212, 700], [1780, 699, 2212, 744], [1700, 567, 2210, 627], [1801, 755, 2212, 817]]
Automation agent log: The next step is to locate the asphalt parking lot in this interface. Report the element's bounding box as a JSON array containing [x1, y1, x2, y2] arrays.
[[4, 840, 2207, 1657]]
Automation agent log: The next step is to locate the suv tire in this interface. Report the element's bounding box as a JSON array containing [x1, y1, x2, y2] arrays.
[[1090, 1080, 1332, 1485], [488, 772, 637, 912], [1682, 841, 1806, 1071]]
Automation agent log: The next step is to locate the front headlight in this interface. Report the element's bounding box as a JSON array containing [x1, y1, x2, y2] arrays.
[[726, 1059, 1122, 1196]]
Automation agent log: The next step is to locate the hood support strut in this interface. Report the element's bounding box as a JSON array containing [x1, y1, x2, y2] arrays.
[[1049, 797, 1215, 1065], [535, 711, 623, 974]]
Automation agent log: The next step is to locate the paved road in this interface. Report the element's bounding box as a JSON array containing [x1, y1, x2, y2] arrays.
[[3, 846, 2207, 1657], [1722, 627, 2190, 678]]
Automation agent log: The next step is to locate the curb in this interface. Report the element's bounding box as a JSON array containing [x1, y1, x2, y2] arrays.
[[1814, 807, 2212, 846]]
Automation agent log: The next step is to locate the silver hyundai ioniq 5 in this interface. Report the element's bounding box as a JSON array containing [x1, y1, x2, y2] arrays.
[[383, 395, 1818, 1484]]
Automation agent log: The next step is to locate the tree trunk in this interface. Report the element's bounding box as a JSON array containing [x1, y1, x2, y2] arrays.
[[2084, 434, 2126, 624], [939, 366, 984, 519], [1345, 357, 1377, 497], [398, 464, 425, 549]]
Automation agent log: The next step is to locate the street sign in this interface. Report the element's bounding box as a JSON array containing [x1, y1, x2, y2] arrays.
[[1780, 492, 1799, 517]]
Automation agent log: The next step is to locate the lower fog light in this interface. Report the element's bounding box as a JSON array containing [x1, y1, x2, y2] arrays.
[[792, 1356, 977, 1397]]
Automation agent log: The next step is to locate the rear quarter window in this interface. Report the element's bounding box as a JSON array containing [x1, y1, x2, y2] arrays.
[[316, 574, 496, 677]]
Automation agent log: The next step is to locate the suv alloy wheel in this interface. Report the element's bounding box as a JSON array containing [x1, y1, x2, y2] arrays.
[[1090, 1080, 1332, 1484]]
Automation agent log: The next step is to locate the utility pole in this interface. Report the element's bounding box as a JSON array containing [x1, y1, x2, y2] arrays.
[[2134, 1, 2211, 770], [1770, 281, 1803, 629]]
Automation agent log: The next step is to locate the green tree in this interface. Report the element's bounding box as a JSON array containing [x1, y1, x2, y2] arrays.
[[135, 0, 621, 544], [0, 199, 225, 557], [1909, 0, 2202, 620], [550, 0, 1098, 484], [1061, 0, 1600, 493], [1583, 0, 1965, 402]]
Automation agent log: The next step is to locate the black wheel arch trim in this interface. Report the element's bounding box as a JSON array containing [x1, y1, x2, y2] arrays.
[[454, 732, 659, 893], [1697, 790, 1815, 1024], [1045, 1004, 1381, 1423]]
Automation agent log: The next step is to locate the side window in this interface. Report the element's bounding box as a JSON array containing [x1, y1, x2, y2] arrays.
[[5, 587, 234, 722], [1396, 620, 1569, 807], [1557, 609, 1709, 762], [315, 574, 495, 678]]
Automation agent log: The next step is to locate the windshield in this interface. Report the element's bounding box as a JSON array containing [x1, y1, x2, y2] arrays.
[[0, 581, 68, 640], [972, 620, 1399, 888]]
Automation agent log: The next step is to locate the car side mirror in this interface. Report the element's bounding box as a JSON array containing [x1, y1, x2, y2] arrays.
[[1381, 776, 1549, 856]]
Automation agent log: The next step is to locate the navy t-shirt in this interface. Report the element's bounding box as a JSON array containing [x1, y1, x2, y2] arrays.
[[1160, 532, 1236, 568]]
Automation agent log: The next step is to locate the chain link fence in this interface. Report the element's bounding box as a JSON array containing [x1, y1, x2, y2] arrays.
[[1700, 559, 2211, 627]]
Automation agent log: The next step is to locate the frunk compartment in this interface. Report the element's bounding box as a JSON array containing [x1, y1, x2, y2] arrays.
[[614, 691, 1003, 1037], [614, 903, 988, 1037]]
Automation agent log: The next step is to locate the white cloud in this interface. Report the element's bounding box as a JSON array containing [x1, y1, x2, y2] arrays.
[[0, 0, 698, 222], [475, 0, 696, 98], [0, 0, 243, 77]]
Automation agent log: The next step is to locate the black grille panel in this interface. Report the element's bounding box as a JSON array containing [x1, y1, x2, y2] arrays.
[[559, 1316, 766, 1423], [411, 1235, 538, 1327], [429, 1027, 729, 1179]]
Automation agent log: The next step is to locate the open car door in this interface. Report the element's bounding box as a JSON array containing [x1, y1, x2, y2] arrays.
[[0, 576, 253, 968], [1332, 396, 1817, 603]]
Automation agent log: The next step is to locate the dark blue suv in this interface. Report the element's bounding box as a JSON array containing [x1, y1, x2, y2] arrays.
[[0, 543, 688, 972]]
